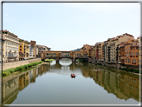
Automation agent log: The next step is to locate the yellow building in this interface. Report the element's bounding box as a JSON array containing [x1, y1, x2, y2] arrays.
[[19, 39, 30, 60]]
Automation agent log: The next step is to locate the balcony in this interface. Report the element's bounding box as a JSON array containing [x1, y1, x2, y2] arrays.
[[8, 53, 18, 58]]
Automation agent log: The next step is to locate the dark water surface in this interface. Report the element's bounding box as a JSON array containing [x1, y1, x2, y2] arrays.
[[3, 58, 140, 105]]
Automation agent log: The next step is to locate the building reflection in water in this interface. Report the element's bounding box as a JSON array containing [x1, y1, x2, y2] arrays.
[[2, 62, 140, 104], [80, 65, 140, 102], [3, 77, 19, 104], [2, 64, 49, 104]]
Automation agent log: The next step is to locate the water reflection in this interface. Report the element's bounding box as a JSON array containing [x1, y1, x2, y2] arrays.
[[2, 60, 140, 104], [3, 64, 49, 104], [59, 58, 72, 66], [50, 60, 56, 66]]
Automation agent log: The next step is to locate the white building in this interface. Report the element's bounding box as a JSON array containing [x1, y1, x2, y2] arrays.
[[0, 30, 19, 62], [29, 44, 33, 58], [29, 40, 36, 58]]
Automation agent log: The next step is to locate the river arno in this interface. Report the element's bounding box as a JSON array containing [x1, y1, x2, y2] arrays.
[[2, 58, 140, 105]]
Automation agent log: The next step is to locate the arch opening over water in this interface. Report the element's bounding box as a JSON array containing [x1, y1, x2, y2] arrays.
[[59, 58, 72, 66], [49, 58, 72, 66]]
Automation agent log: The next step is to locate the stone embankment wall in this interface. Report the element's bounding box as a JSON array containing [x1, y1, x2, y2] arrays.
[[2, 58, 41, 70], [89, 59, 139, 70]]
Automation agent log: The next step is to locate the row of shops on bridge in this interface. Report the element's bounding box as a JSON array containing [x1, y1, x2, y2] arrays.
[[44, 51, 88, 59]]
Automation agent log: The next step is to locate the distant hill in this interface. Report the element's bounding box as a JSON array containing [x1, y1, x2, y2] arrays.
[[71, 48, 80, 51]]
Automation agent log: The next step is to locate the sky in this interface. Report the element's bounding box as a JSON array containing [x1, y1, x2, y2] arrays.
[[3, 3, 140, 51]]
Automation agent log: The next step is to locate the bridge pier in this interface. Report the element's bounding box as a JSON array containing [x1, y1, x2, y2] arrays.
[[72, 58, 76, 63], [88, 58, 92, 63], [56, 58, 59, 63]]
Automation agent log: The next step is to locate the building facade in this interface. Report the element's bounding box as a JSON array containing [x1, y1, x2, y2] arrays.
[[37, 45, 51, 58], [19, 39, 30, 60], [104, 38, 112, 63], [94, 42, 100, 60], [0, 30, 19, 62], [98, 42, 104, 62], [80, 44, 92, 57], [119, 39, 140, 67], [106, 33, 134, 64], [29, 41, 36, 58]]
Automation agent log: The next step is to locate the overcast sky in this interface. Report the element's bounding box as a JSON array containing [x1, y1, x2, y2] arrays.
[[3, 3, 140, 51]]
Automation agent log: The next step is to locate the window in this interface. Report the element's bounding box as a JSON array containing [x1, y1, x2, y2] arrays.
[[136, 52, 138, 56], [134, 47, 135, 49], [126, 59, 127, 63], [132, 59, 134, 63], [134, 52, 135, 57], [129, 52, 130, 56], [128, 59, 130, 63], [135, 59, 136, 64]]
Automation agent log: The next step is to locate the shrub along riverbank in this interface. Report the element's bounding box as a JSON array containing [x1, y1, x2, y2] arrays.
[[2, 61, 43, 77], [76, 59, 86, 63], [45, 59, 54, 62]]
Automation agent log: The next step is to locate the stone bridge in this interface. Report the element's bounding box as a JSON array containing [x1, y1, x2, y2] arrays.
[[41, 51, 89, 62]]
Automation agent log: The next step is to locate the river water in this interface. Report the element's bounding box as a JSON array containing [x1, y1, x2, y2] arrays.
[[2, 58, 140, 105]]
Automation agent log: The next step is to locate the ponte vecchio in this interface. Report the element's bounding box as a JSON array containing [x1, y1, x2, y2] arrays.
[[41, 51, 89, 62]]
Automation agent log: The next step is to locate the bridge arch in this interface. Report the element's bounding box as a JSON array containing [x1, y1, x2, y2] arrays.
[[59, 58, 72, 66]]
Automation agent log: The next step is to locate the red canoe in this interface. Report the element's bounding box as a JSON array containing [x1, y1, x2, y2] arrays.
[[71, 74, 76, 77]]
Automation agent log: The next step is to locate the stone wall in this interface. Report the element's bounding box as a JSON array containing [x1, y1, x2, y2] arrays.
[[2, 58, 41, 70], [90, 59, 139, 70]]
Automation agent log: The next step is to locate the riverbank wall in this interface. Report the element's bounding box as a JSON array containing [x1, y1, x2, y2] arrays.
[[2, 58, 41, 70], [89, 58, 140, 70]]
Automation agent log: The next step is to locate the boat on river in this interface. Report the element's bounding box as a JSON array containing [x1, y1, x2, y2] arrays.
[[71, 74, 76, 77]]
